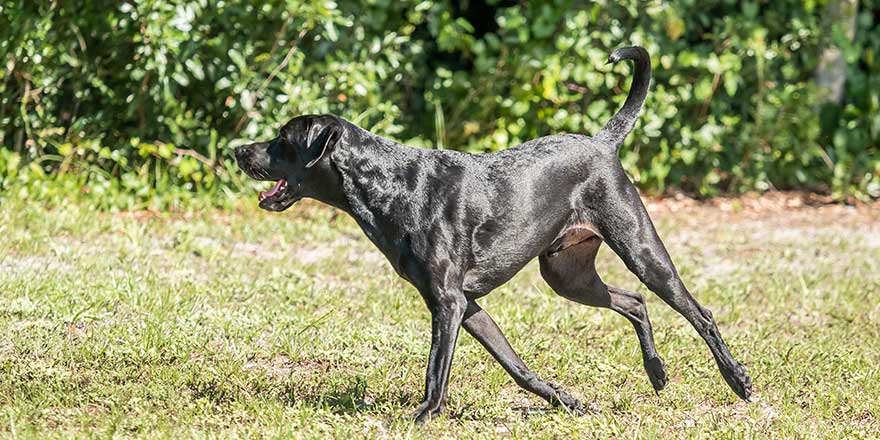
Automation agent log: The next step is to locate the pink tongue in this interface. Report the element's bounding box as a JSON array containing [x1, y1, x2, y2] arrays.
[[259, 179, 285, 201]]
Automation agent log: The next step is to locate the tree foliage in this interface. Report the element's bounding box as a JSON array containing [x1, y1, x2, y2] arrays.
[[1, 0, 878, 208]]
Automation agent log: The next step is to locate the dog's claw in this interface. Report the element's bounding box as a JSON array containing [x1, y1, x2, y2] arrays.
[[412, 411, 430, 425]]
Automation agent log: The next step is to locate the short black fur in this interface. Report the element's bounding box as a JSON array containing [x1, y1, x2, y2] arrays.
[[235, 47, 752, 423]]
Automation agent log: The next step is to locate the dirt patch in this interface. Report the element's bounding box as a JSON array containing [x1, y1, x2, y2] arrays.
[[243, 354, 295, 378], [645, 191, 879, 227], [0, 254, 73, 275]]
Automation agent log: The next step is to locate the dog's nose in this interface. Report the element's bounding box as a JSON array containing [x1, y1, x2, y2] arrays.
[[234, 145, 249, 160]]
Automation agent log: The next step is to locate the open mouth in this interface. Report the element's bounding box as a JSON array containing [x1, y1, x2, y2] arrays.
[[258, 179, 287, 202]]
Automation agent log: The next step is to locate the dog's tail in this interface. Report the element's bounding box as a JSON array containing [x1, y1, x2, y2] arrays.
[[595, 46, 652, 151]]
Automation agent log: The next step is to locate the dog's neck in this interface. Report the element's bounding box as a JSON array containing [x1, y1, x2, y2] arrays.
[[320, 126, 425, 254]]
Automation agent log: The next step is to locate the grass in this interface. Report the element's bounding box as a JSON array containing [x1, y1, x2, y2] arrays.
[[1, 194, 878, 438]]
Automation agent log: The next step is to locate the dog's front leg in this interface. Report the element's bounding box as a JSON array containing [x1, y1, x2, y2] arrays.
[[412, 290, 468, 424]]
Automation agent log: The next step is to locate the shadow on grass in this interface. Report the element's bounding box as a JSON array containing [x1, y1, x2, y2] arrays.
[[187, 363, 564, 420], [278, 376, 416, 416]]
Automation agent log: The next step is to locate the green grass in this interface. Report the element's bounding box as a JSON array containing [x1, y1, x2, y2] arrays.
[[1, 196, 878, 438]]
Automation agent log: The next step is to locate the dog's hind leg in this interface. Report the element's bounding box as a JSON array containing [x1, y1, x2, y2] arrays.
[[462, 301, 585, 414], [539, 238, 668, 392], [591, 175, 752, 400]]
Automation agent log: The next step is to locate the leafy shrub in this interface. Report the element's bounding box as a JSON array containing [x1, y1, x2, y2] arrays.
[[1, 0, 877, 208]]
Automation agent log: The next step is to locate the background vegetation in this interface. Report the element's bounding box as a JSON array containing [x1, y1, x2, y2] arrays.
[[2, 0, 879, 209], [2, 2, 879, 438]]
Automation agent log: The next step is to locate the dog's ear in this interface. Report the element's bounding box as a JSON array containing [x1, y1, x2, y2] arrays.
[[302, 115, 341, 168]]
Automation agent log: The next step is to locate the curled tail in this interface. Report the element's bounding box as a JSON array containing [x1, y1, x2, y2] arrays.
[[596, 46, 652, 150]]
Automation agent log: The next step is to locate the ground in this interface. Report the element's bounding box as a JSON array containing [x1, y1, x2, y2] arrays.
[[1, 193, 878, 439]]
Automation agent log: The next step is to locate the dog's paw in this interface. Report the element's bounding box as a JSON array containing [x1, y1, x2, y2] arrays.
[[644, 356, 668, 392], [722, 362, 753, 402], [410, 400, 444, 425], [548, 383, 587, 416]]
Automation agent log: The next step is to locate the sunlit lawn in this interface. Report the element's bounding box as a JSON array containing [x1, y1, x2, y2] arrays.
[[1, 195, 878, 438]]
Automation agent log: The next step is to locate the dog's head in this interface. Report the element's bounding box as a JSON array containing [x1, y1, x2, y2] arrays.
[[234, 114, 342, 211]]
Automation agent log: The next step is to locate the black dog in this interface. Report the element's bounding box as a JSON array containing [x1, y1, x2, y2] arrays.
[[235, 47, 752, 423]]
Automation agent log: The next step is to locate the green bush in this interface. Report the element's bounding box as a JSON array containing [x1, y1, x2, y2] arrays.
[[1, 0, 877, 209]]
